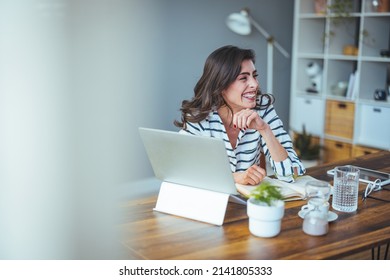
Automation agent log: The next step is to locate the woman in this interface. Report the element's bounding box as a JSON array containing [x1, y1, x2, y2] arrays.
[[174, 45, 305, 185]]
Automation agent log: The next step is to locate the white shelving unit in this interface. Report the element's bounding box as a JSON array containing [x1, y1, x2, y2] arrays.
[[290, 0, 390, 162]]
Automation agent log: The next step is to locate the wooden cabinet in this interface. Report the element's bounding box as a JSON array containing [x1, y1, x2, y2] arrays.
[[352, 145, 381, 157], [325, 100, 355, 139], [324, 139, 352, 163], [290, 0, 390, 163]]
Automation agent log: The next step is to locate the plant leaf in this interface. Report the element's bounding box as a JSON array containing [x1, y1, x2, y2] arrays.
[[249, 181, 284, 206]]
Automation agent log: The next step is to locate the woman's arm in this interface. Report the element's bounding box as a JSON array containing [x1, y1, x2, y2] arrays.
[[232, 107, 305, 182], [257, 123, 288, 162]]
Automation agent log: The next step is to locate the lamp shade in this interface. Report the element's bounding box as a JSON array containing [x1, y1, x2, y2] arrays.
[[226, 10, 251, 35]]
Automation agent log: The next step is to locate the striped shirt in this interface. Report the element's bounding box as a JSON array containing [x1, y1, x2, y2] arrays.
[[179, 103, 306, 183]]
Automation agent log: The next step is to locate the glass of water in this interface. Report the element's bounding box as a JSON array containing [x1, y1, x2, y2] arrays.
[[305, 180, 332, 202], [332, 165, 360, 212]]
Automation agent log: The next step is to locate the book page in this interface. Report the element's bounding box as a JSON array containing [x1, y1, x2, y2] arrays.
[[236, 175, 319, 201]]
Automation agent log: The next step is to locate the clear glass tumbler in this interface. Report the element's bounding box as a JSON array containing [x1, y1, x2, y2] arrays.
[[332, 165, 360, 212], [305, 180, 331, 202]]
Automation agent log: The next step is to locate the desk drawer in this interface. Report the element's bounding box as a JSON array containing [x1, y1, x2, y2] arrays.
[[324, 139, 352, 163], [352, 145, 381, 157], [325, 100, 355, 139]]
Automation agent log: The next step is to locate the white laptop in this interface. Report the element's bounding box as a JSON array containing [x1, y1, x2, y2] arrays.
[[138, 127, 241, 197]]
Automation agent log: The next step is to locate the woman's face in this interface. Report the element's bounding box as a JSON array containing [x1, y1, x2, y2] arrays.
[[222, 59, 259, 113]]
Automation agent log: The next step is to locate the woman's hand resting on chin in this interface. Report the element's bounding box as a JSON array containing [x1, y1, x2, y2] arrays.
[[233, 108, 269, 132]]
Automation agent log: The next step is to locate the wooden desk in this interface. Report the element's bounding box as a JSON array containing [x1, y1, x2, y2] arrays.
[[120, 151, 390, 259]]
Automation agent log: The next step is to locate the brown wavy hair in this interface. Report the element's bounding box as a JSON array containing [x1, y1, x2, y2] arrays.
[[174, 45, 274, 128]]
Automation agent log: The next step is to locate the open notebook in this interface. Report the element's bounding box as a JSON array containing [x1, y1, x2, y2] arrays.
[[236, 175, 321, 201]]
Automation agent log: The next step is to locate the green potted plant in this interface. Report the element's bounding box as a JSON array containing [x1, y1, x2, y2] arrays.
[[247, 182, 285, 238], [293, 125, 321, 167]]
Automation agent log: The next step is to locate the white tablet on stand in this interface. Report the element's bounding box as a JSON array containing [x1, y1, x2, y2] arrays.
[[139, 127, 245, 226]]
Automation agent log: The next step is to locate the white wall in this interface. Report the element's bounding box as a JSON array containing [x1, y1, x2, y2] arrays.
[[0, 0, 293, 259]]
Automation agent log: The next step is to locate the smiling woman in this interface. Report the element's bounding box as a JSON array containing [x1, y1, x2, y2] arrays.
[[174, 45, 305, 186]]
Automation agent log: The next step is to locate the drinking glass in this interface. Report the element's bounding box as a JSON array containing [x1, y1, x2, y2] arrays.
[[332, 165, 360, 212], [305, 180, 331, 201]]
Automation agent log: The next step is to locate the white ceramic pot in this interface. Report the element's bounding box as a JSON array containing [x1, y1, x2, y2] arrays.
[[247, 198, 285, 238]]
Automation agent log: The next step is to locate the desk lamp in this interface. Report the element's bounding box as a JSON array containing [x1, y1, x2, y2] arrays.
[[226, 8, 289, 94]]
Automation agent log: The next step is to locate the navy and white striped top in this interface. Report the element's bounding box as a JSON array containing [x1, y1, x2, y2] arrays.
[[179, 103, 306, 183]]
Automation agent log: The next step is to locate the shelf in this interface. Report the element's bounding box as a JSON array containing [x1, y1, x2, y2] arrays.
[[326, 54, 359, 60], [299, 13, 328, 19], [326, 95, 356, 102], [324, 134, 354, 144], [296, 91, 324, 99], [298, 53, 326, 59], [356, 98, 390, 107], [290, 0, 390, 159], [328, 12, 362, 17], [363, 12, 390, 17], [360, 56, 390, 62]]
